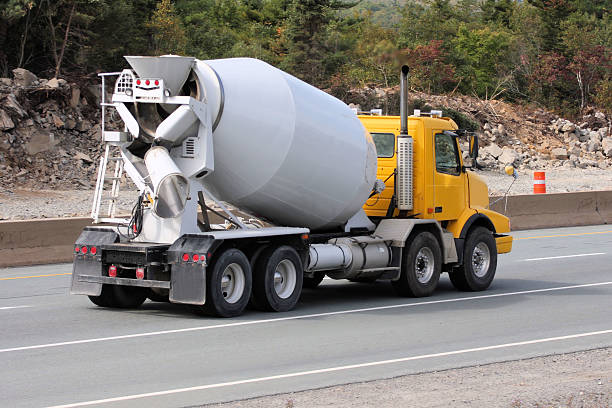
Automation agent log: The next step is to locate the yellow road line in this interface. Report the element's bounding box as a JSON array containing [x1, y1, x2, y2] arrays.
[[515, 230, 612, 240], [0, 272, 71, 281]]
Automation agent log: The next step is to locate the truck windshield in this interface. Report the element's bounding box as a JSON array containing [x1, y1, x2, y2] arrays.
[[435, 133, 460, 175], [371, 133, 395, 158]]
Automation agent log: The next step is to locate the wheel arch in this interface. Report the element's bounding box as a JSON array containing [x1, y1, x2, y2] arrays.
[[460, 213, 496, 239]]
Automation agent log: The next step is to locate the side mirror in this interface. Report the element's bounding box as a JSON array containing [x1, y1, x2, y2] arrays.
[[469, 134, 479, 160]]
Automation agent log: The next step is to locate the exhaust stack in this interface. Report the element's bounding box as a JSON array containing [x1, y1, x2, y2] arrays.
[[125, 55, 195, 97], [396, 65, 413, 211]]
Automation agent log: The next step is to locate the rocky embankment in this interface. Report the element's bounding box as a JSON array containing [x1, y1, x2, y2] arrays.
[[0, 68, 103, 191], [0, 68, 611, 195]]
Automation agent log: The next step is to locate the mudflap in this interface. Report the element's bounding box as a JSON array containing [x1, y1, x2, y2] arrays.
[[168, 234, 219, 305], [170, 263, 206, 305], [70, 228, 119, 296]]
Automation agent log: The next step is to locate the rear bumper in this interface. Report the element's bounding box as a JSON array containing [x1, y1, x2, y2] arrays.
[[495, 234, 513, 254]]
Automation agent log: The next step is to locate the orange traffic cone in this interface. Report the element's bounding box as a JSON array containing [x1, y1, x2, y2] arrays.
[[533, 171, 546, 194]]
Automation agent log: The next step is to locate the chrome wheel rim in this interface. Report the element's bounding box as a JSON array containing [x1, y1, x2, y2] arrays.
[[472, 242, 491, 278], [221, 263, 245, 304], [415, 247, 435, 284], [274, 259, 297, 299]]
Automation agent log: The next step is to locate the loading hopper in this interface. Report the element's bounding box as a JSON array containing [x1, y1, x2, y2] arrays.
[[125, 55, 195, 97]]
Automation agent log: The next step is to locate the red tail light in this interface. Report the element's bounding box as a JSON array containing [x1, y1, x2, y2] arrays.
[[154, 80, 159, 86], [145, 79, 150, 85], [136, 267, 145, 280], [136, 79, 141, 85], [90, 246, 97, 255], [182, 253, 190, 262], [75, 246, 80, 253], [81, 246, 88, 254], [192, 254, 199, 262], [108, 265, 117, 277]]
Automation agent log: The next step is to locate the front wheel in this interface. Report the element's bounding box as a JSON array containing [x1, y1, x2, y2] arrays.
[[192, 248, 252, 317], [392, 231, 441, 297], [251, 246, 303, 312], [449, 227, 497, 291]]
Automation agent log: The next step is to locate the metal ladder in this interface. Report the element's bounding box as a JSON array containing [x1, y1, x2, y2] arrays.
[[91, 143, 130, 224], [90, 71, 133, 224]]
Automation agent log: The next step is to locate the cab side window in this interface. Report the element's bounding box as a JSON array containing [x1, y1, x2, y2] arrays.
[[435, 133, 460, 176], [371, 133, 395, 158]]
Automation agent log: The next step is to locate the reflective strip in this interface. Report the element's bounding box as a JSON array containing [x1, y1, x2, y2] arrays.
[[533, 180, 546, 185]]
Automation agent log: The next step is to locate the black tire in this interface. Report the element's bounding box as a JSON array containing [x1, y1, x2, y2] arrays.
[[192, 248, 252, 317], [449, 227, 497, 291], [303, 271, 325, 289], [392, 231, 441, 297], [251, 246, 303, 312], [88, 284, 148, 308]]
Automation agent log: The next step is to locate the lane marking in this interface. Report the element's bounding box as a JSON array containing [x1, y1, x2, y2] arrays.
[[2, 281, 612, 354], [0, 305, 31, 310], [524, 253, 606, 261], [0, 273, 71, 281], [46, 328, 612, 408], [515, 230, 612, 240]]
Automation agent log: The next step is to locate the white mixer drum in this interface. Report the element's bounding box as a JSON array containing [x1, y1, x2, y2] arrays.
[[194, 58, 377, 231]]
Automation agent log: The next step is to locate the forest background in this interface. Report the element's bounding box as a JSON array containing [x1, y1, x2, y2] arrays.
[[0, 0, 610, 117]]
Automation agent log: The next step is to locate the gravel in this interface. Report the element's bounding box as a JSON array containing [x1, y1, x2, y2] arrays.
[[204, 347, 612, 408], [1, 168, 611, 220]]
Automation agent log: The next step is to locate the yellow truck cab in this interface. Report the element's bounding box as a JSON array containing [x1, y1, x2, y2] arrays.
[[358, 112, 512, 290]]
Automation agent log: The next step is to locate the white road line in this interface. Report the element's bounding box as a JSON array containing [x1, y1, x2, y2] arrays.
[[524, 253, 605, 261], [46, 328, 612, 408], [1, 281, 611, 354], [0, 305, 31, 310]]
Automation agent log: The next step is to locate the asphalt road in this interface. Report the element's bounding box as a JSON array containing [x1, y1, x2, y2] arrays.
[[1, 224, 612, 408]]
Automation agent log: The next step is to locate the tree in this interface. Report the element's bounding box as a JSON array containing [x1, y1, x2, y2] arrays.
[[399, 40, 456, 94], [452, 25, 512, 97], [149, 0, 187, 55], [280, 0, 355, 86]]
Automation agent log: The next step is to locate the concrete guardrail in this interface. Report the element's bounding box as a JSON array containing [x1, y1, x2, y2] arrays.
[[1, 190, 612, 268]]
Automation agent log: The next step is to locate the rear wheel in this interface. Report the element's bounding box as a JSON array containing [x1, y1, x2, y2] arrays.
[[252, 246, 303, 312], [192, 248, 252, 317], [88, 284, 148, 308], [449, 227, 497, 291], [392, 231, 441, 297], [303, 271, 325, 289]]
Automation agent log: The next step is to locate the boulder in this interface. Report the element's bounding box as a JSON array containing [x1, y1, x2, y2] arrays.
[[561, 122, 576, 133], [483, 143, 503, 159], [70, 86, 81, 108], [586, 140, 601, 153], [25, 131, 57, 155], [551, 147, 568, 160], [46, 78, 60, 89], [498, 148, 520, 165], [12, 68, 37, 87], [602, 137, 612, 157], [76, 120, 92, 132], [0, 78, 11, 86], [2, 94, 27, 117], [74, 151, 94, 164], [0, 109, 14, 130]]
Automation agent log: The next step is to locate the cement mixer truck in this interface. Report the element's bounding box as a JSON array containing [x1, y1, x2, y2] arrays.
[[70, 56, 513, 317]]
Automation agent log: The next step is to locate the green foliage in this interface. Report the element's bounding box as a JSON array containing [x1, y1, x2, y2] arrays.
[[452, 25, 512, 96], [0, 0, 609, 114], [149, 0, 187, 54]]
